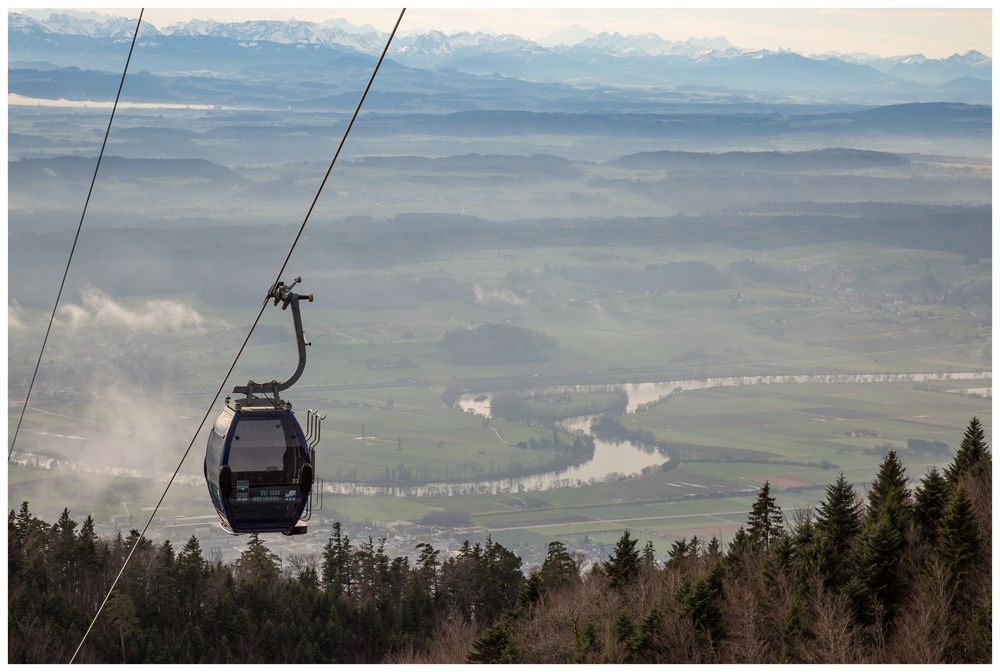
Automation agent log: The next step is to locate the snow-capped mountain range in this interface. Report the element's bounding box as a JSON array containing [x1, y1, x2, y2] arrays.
[[10, 10, 162, 38], [7, 11, 991, 103], [164, 18, 386, 54], [11, 11, 989, 69], [568, 31, 734, 57]]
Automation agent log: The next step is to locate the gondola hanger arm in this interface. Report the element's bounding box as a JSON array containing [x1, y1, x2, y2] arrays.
[[233, 277, 314, 397]]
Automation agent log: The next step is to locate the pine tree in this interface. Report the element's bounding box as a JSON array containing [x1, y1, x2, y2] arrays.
[[112, 529, 126, 559], [666, 538, 689, 568], [516, 571, 542, 609], [765, 533, 797, 587], [8, 509, 21, 578], [790, 516, 823, 594], [746, 481, 784, 549], [416, 541, 440, 597], [478, 537, 522, 623], [778, 597, 804, 662], [628, 605, 664, 658], [680, 562, 726, 643], [727, 526, 751, 556], [178, 535, 206, 570], [814, 473, 862, 587], [321, 522, 353, 598], [866, 449, 911, 525], [13, 501, 36, 541], [945, 416, 990, 483], [53, 507, 80, 580], [468, 620, 520, 663], [124, 528, 153, 555], [149, 540, 177, 619], [705, 536, 722, 562], [234, 533, 279, 583], [936, 484, 981, 598], [539, 540, 577, 591], [641, 540, 657, 568], [847, 505, 905, 625], [914, 467, 950, 542], [816, 473, 862, 540], [613, 610, 635, 644], [160, 539, 175, 565], [298, 565, 319, 589], [355, 536, 381, 603], [688, 536, 701, 559], [78, 515, 99, 569], [604, 530, 640, 590], [172, 534, 208, 625], [573, 618, 599, 663], [54, 508, 77, 539]]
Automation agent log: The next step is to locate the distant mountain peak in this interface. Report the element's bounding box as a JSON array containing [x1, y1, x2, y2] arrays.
[[537, 24, 596, 47], [161, 16, 384, 53], [948, 50, 991, 66], [571, 31, 733, 57], [17, 10, 157, 38], [319, 17, 380, 35], [394, 30, 541, 58]]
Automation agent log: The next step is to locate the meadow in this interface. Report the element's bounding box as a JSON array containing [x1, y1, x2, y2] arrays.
[[8, 235, 990, 560]]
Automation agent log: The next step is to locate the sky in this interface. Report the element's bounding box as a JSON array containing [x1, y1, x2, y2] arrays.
[[14, 7, 993, 58]]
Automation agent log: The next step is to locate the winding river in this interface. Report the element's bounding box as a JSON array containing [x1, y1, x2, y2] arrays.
[[321, 370, 990, 497], [11, 371, 990, 498]]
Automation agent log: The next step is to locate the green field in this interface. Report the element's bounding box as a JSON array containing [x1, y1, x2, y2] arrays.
[[8, 239, 991, 557]]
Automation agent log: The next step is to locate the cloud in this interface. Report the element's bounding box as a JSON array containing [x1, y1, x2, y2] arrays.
[[9, 382, 208, 493], [9, 301, 26, 331], [472, 284, 526, 307], [57, 288, 215, 332]]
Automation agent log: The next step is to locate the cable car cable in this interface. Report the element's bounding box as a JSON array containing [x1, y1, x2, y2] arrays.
[[8, 9, 145, 461], [68, 8, 405, 662]]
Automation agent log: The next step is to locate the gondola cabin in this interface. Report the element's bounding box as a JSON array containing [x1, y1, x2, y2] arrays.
[[206, 397, 314, 535], [203, 277, 322, 535]]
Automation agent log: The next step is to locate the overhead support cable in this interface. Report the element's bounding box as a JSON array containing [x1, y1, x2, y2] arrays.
[[8, 9, 145, 460], [68, 8, 406, 663]]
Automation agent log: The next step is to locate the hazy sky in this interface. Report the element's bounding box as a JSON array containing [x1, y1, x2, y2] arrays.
[[17, 7, 992, 58]]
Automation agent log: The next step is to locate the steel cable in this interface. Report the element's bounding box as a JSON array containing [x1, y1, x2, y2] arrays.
[[9, 10, 145, 460], [68, 8, 406, 663]]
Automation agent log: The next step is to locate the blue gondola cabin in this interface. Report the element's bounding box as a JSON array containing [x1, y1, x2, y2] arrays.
[[205, 398, 313, 534]]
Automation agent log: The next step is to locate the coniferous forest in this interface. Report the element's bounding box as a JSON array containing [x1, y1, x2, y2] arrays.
[[8, 418, 991, 664]]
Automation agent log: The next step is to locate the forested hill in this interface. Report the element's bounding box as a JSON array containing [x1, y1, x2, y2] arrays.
[[8, 418, 991, 664]]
